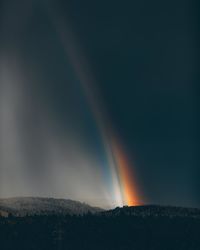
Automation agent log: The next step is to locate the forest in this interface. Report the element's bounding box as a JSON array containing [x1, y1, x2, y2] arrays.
[[0, 210, 200, 250]]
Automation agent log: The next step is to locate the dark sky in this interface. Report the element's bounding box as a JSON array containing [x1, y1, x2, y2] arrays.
[[0, 0, 199, 207], [55, 0, 198, 207]]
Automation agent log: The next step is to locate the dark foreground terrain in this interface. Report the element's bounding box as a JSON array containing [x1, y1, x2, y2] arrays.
[[0, 205, 200, 250]]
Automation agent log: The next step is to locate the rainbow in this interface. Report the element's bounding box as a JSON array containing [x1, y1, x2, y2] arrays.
[[46, 4, 140, 207], [111, 137, 139, 206]]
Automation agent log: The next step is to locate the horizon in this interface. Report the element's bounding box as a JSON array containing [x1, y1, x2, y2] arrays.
[[0, 196, 199, 210]]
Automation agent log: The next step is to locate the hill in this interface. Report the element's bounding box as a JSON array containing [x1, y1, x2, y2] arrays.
[[0, 197, 103, 216], [0, 202, 200, 250], [103, 205, 200, 219]]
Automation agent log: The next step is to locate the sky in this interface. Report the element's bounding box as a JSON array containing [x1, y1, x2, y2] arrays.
[[0, 0, 198, 208]]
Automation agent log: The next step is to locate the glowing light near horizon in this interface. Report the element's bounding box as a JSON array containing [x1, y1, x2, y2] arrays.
[[112, 138, 139, 206]]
